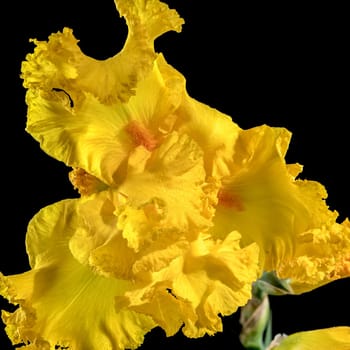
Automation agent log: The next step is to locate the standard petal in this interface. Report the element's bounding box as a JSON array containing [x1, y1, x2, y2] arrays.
[[1, 199, 156, 349], [21, 0, 184, 105], [177, 93, 241, 178], [118, 132, 213, 238]]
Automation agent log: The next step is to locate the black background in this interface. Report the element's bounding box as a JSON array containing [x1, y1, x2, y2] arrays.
[[1, 1, 349, 349]]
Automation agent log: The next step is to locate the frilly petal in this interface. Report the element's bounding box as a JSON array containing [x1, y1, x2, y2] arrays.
[[25, 54, 186, 186], [1, 199, 156, 349], [212, 125, 311, 269], [115, 231, 260, 339], [176, 232, 260, 338], [277, 218, 350, 293], [67, 190, 188, 279], [211, 124, 349, 292], [115, 281, 196, 337], [68, 190, 138, 280], [21, 0, 184, 105], [118, 132, 214, 236], [177, 93, 241, 178]]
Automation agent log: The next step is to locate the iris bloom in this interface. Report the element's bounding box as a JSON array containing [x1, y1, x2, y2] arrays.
[[1, 0, 349, 348], [267, 327, 350, 350], [1, 0, 260, 348]]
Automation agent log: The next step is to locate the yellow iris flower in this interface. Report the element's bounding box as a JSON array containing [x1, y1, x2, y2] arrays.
[[1, 0, 349, 348], [1, 0, 260, 348], [268, 327, 350, 350]]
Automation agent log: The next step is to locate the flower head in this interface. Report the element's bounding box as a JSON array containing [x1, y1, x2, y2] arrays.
[[1, 0, 261, 348], [2, 0, 350, 348]]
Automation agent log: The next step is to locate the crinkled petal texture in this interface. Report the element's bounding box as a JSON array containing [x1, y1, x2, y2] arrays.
[[115, 232, 260, 338], [212, 125, 310, 268], [211, 124, 350, 291], [66, 167, 260, 339], [277, 218, 350, 293], [271, 327, 350, 350], [0, 200, 156, 350], [25, 54, 186, 186], [0, 193, 260, 348], [21, 0, 184, 105], [176, 92, 241, 178], [118, 131, 214, 235]]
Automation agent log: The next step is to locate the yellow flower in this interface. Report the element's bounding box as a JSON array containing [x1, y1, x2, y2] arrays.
[[1, 2, 262, 348], [3, 0, 349, 347], [268, 327, 350, 350]]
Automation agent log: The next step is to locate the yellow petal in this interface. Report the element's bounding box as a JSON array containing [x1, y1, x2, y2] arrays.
[[118, 132, 213, 237], [116, 231, 260, 339], [1, 199, 156, 349], [271, 327, 350, 350], [211, 124, 349, 292], [25, 54, 185, 186], [67, 190, 139, 280], [21, 1, 184, 105], [116, 281, 197, 337], [277, 218, 350, 293], [177, 93, 241, 178], [160, 232, 260, 338], [212, 125, 311, 269]]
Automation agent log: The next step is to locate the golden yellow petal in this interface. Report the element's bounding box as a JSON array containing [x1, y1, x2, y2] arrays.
[[21, 1, 184, 105], [212, 125, 310, 270], [115, 231, 260, 339], [1, 199, 156, 349], [271, 327, 350, 350], [116, 281, 196, 337], [67, 190, 139, 280], [25, 88, 131, 185], [159, 232, 260, 338], [118, 132, 213, 236], [25, 54, 186, 186], [277, 218, 350, 293], [177, 93, 241, 178]]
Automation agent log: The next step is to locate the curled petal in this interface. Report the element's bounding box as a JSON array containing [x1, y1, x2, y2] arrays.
[[25, 54, 185, 185], [167, 232, 259, 337], [212, 125, 311, 269], [177, 93, 241, 178], [116, 231, 260, 338], [277, 219, 350, 293], [118, 132, 214, 236], [116, 281, 197, 337], [212, 124, 350, 292], [1, 200, 156, 349], [21, 0, 184, 105]]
